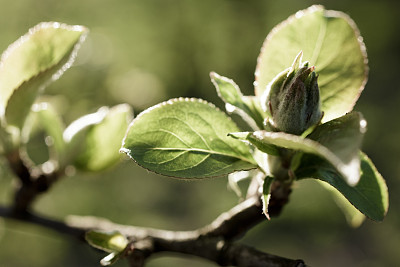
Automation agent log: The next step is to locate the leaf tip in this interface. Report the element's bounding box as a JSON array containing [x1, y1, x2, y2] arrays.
[[227, 132, 249, 140], [209, 71, 217, 79]]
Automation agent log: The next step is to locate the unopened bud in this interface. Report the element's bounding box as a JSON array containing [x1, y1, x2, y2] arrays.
[[262, 52, 322, 135]]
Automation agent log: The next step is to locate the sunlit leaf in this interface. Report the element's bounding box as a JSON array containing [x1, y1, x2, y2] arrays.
[[63, 108, 108, 144], [73, 104, 133, 172], [307, 111, 366, 184], [62, 106, 109, 167], [210, 72, 266, 129], [0, 22, 88, 129], [296, 152, 388, 221], [255, 5, 367, 122], [121, 98, 257, 178], [262, 176, 274, 219]]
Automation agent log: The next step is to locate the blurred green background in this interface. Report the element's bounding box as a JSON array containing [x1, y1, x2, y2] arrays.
[[0, 0, 399, 266]]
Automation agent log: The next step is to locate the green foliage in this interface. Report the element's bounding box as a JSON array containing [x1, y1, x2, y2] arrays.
[[0, 10, 385, 224], [121, 98, 257, 178], [0, 6, 390, 267], [121, 5, 388, 223], [0, 22, 131, 173]]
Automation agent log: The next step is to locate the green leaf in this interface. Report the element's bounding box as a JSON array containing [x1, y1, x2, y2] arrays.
[[317, 180, 365, 227], [73, 104, 133, 172], [308, 111, 365, 184], [242, 96, 268, 127], [210, 72, 266, 129], [296, 152, 388, 222], [262, 176, 274, 219], [0, 22, 88, 129], [62, 107, 109, 167], [255, 5, 367, 122], [121, 98, 257, 178], [230, 112, 365, 185], [85, 230, 128, 253], [228, 171, 250, 199]]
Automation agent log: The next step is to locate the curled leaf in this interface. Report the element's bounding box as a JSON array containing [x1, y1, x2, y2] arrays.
[[210, 72, 266, 130], [296, 152, 388, 222], [230, 112, 365, 185], [0, 22, 88, 130], [69, 104, 133, 172]]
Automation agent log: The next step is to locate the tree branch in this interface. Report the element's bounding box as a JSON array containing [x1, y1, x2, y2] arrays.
[[0, 193, 304, 267], [199, 196, 265, 240], [5, 149, 62, 214], [2, 148, 302, 266], [0, 206, 86, 241]]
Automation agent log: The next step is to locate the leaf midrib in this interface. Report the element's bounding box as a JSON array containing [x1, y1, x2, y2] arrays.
[[310, 12, 327, 65], [136, 146, 253, 164]]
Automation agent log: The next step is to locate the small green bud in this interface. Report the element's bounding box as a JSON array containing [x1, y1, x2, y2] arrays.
[[262, 52, 322, 135]]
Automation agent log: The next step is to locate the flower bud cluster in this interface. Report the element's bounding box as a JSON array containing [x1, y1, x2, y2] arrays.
[[262, 52, 322, 135]]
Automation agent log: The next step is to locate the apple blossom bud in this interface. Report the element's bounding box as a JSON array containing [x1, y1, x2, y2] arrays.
[[262, 52, 322, 135]]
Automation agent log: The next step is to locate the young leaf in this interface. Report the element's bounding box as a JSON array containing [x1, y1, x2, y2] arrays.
[[0, 22, 88, 130], [73, 104, 133, 172], [228, 171, 250, 198], [255, 5, 367, 122], [62, 106, 109, 167], [85, 230, 128, 253], [295, 152, 388, 222], [262, 176, 274, 219], [63, 107, 109, 144], [210, 72, 266, 129], [230, 112, 365, 185], [121, 98, 257, 178], [308, 111, 366, 184]]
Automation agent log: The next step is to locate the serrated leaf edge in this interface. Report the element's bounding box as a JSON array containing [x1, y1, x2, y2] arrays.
[[0, 22, 88, 121], [120, 97, 258, 179]]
